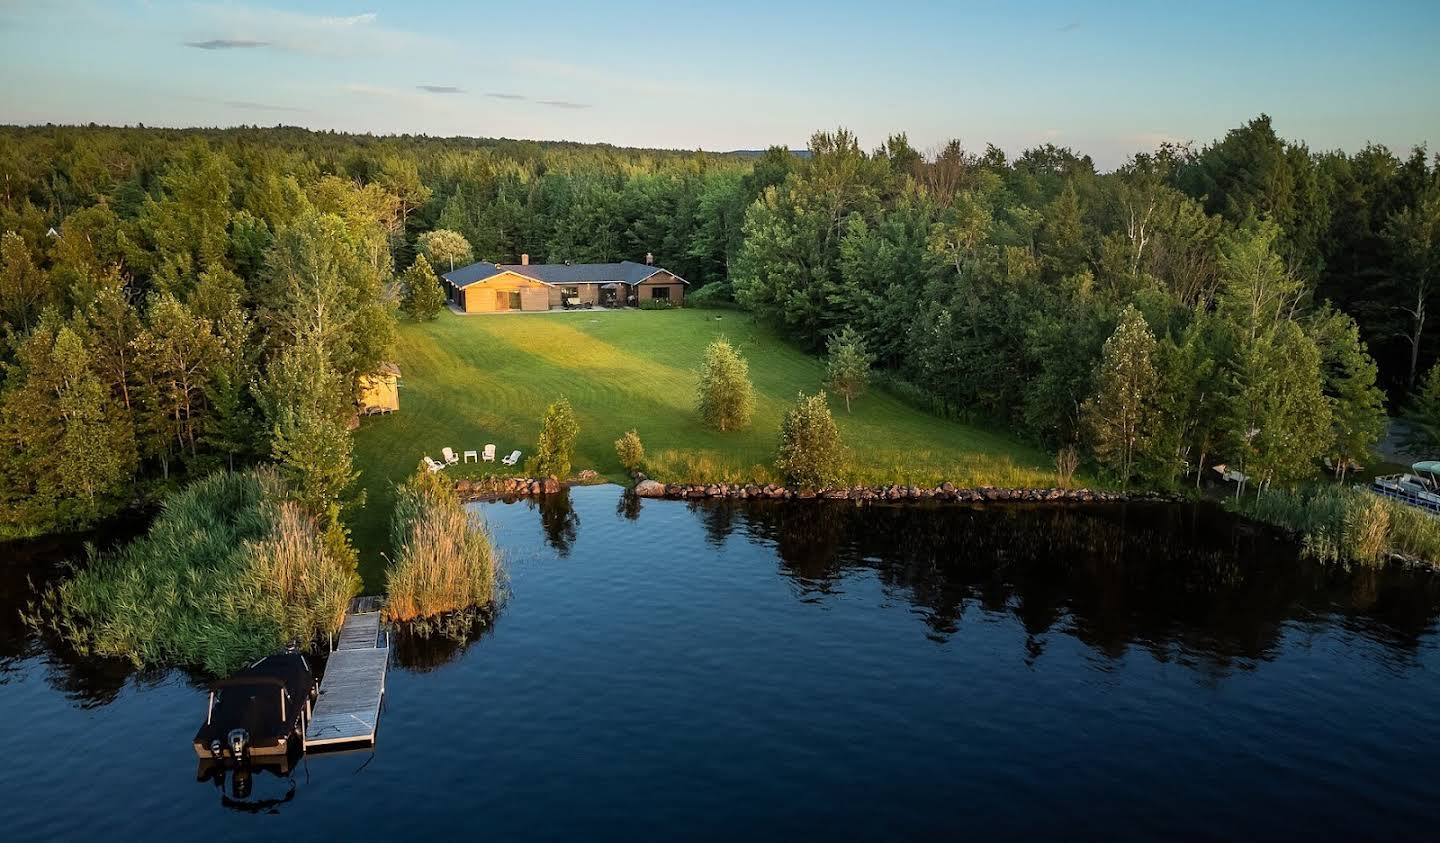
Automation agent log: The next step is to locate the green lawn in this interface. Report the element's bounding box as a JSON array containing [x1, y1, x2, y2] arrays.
[[348, 308, 1056, 584]]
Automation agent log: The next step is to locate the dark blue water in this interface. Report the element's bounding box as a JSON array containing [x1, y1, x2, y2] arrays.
[[3, 486, 1439, 840]]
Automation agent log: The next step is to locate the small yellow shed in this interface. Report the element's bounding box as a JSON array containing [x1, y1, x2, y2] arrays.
[[359, 362, 401, 414]]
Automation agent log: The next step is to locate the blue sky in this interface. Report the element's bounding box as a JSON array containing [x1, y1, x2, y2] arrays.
[[1, 0, 1437, 168]]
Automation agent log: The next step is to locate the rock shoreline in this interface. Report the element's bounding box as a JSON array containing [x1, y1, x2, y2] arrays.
[[453, 474, 1178, 505], [632, 478, 1176, 503]]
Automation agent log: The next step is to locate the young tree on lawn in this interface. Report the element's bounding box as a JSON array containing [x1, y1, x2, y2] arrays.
[[825, 325, 872, 412], [526, 397, 580, 479], [775, 390, 847, 488], [696, 337, 755, 431], [614, 429, 645, 472], [401, 253, 446, 321], [1082, 305, 1158, 485], [417, 228, 474, 273]]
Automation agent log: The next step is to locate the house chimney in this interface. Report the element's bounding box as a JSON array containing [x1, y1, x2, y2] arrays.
[[521, 253, 529, 266], [645, 251, 654, 265]]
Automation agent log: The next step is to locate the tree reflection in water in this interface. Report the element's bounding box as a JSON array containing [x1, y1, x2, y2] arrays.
[[734, 499, 1440, 674], [533, 490, 579, 557], [389, 607, 499, 672]]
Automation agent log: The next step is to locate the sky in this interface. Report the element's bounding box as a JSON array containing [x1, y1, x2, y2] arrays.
[[1, 0, 1437, 169]]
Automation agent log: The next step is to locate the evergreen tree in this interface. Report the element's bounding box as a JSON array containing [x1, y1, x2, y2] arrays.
[[525, 397, 579, 479], [1311, 307, 1387, 479], [1402, 364, 1440, 456], [1223, 321, 1332, 494], [824, 325, 872, 412], [775, 390, 847, 487], [696, 337, 755, 431], [259, 340, 357, 520], [1083, 306, 1158, 485], [400, 253, 445, 321]]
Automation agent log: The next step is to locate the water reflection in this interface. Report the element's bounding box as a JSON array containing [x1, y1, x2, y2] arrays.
[[735, 500, 1440, 672], [196, 756, 299, 813], [534, 490, 579, 557], [389, 608, 497, 672]]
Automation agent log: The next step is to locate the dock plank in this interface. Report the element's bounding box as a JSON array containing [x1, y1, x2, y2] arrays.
[[306, 607, 388, 748]]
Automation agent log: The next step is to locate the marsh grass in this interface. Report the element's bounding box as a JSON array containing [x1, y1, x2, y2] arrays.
[[31, 468, 360, 675], [1234, 484, 1440, 568], [384, 468, 502, 623]]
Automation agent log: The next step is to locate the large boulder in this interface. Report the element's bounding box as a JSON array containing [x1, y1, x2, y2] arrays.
[[635, 479, 666, 498]]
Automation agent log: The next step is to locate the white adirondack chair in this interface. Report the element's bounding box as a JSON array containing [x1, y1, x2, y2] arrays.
[[501, 449, 521, 467], [423, 455, 446, 473], [442, 447, 460, 465], [482, 444, 496, 462]]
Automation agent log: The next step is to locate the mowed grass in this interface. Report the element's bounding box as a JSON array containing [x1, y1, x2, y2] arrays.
[[348, 308, 1056, 584]]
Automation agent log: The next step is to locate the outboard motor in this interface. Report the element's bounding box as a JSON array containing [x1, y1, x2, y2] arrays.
[[227, 727, 251, 760], [209, 738, 224, 760]]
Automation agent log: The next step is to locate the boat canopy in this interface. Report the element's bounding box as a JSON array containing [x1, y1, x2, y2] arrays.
[[1413, 461, 1440, 475]]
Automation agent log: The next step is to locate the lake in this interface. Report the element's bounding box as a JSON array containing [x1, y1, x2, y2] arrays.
[[2, 485, 1439, 840]]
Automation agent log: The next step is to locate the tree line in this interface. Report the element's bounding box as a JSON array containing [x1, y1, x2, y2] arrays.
[[0, 118, 1437, 541], [731, 121, 1439, 489]]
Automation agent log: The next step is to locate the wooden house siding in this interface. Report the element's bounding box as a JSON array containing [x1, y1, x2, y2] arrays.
[[637, 271, 684, 304]]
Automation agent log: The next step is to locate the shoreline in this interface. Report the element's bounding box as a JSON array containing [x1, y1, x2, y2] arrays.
[[453, 475, 1180, 505]]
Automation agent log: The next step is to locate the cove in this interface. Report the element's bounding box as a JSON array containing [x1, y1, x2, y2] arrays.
[[1, 485, 1438, 839]]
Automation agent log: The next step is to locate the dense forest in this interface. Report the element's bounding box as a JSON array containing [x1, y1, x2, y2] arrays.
[[0, 118, 1437, 543]]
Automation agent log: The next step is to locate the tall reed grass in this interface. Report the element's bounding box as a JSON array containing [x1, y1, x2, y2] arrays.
[[383, 467, 501, 623], [32, 468, 360, 674], [1232, 484, 1440, 568]]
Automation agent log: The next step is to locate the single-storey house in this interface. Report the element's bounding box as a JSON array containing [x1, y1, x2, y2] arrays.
[[440, 254, 688, 313]]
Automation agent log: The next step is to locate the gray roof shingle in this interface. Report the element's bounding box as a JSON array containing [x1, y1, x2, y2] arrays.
[[442, 260, 686, 288]]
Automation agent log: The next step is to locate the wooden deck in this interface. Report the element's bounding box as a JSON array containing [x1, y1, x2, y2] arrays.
[[305, 598, 388, 749]]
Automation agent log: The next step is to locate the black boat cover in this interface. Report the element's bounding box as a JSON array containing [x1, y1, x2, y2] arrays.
[[195, 653, 312, 748]]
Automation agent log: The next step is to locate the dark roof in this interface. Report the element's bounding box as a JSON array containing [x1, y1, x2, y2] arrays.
[[442, 260, 687, 288]]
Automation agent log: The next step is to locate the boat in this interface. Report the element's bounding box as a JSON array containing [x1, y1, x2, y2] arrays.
[[193, 650, 317, 763], [1370, 461, 1440, 514]]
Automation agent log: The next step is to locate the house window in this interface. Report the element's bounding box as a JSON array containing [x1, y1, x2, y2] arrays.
[[651, 286, 670, 300], [507, 291, 522, 309], [562, 287, 580, 298]]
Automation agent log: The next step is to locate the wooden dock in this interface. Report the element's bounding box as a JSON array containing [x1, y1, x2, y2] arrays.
[[305, 597, 389, 750]]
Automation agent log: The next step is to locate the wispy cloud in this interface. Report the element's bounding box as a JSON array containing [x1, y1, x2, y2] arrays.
[[223, 99, 309, 113], [537, 100, 590, 110], [417, 85, 464, 94], [1057, 21, 1081, 33], [486, 92, 527, 100], [190, 4, 438, 57], [184, 38, 269, 50], [320, 12, 377, 26]]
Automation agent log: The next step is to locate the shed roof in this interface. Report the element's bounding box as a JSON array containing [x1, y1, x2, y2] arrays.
[[442, 260, 688, 288]]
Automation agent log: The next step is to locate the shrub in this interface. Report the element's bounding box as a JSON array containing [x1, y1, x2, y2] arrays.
[[524, 397, 579, 478], [384, 466, 500, 623], [32, 468, 360, 674], [687, 281, 737, 309], [1055, 445, 1080, 488], [775, 390, 847, 488], [639, 298, 674, 310], [696, 337, 755, 431], [1231, 484, 1440, 568], [615, 429, 645, 471]]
